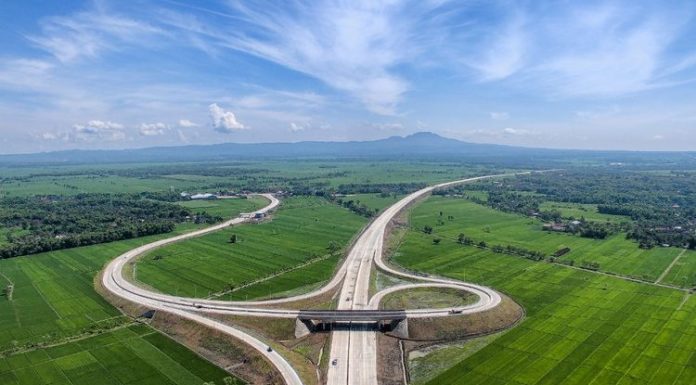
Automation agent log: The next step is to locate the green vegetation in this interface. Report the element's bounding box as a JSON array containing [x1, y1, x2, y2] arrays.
[[412, 196, 686, 282], [394, 197, 696, 385], [465, 170, 696, 249], [137, 196, 367, 298], [0, 224, 206, 353], [0, 160, 494, 198], [661, 250, 696, 288], [408, 333, 503, 385], [539, 201, 630, 223], [0, 324, 240, 385], [380, 287, 478, 310], [0, 194, 223, 259], [175, 196, 267, 218]]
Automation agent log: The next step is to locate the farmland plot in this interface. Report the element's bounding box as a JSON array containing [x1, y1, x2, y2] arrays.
[[410, 197, 684, 281], [393, 198, 696, 385], [0, 324, 240, 385], [137, 196, 367, 298]]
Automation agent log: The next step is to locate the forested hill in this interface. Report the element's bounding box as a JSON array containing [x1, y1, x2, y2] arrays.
[[2, 132, 694, 166]]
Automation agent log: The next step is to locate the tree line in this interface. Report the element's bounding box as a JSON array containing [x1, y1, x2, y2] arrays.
[[0, 193, 221, 258]]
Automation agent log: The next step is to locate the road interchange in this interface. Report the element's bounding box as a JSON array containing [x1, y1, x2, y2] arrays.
[[102, 173, 521, 384]]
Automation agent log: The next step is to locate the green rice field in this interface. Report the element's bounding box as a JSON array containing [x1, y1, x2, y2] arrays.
[[136, 196, 367, 298], [392, 197, 696, 385], [0, 224, 206, 352], [0, 324, 240, 385], [410, 197, 692, 282]]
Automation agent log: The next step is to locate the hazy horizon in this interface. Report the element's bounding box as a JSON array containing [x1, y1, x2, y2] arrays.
[[2, 0, 696, 154]]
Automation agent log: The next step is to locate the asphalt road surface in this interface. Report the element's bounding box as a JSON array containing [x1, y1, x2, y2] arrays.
[[103, 174, 520, 384]]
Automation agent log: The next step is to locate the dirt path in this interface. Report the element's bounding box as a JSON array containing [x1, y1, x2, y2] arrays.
[[656, 249, 687, 284]]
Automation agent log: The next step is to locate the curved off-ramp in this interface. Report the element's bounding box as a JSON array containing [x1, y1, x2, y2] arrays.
[[102, 174, 523, 385]]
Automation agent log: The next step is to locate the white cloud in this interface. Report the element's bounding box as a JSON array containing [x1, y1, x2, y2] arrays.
[[209, 103, 246, 133], [502, 127, 532, 136], [69, 120, 125, 141], [490, 112, 510, 120], [41, 132, 58, 140], [289, 122, 306, 132], [161, 2, 455, 115], [139, 122, 168, 136], [653, 134, 665, 140], [178, 119, 198, 127], [466, 15, 527, 81], [289, 121, 331, 133], [73, 120, 123, 133], [28, 7, 164, 63]]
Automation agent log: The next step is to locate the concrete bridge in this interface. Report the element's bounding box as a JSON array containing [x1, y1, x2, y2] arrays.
[[295, 310, 409, 338], [297, 309, 407, 322]]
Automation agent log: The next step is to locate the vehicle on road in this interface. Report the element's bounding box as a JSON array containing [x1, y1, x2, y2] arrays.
[[267, 346, 273, 352], [332, 359, 338, 366]]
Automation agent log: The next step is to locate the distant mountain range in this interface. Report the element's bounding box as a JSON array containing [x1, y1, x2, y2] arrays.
[[0, 132, 693, 166]]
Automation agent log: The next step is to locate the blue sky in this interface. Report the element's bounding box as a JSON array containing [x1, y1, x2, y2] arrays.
[[1, 0, 696, 154]]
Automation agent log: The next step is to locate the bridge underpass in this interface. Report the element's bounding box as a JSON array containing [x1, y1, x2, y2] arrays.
[[294, 310, 409, 338]]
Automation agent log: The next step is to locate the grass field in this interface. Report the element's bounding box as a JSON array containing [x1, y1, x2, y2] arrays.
[[0, 224, 212, 353], [408, 333, 504, 385], [539, 201, 631, 223], [175, 196, 267, 218], [136, 196, 367, 298], [392, 197, 696, 385], [0, 324, 240, 385], [411, 196, 686, 282], [661, 250, 696, 288], [0, 160, 498, 198], [380, 287, 478, 310]]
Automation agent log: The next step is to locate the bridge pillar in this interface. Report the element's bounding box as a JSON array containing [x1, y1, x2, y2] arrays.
[[295, 318, 314, 338], [389, 318, 409, 339]]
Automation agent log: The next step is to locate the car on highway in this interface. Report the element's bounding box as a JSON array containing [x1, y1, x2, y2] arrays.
[[332, 359, 338, 366]]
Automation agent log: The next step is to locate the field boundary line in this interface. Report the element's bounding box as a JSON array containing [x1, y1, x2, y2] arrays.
[[30, 280, 63, 320], [207, 252, 337, 300], [1, 320, 136, 357], [0, 270, 13, 286], [420, 230, 688, 292], [656, 249, 687, 284]]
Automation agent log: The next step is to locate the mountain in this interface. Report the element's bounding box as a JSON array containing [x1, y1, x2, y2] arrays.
[[0, 132, 691, 166]]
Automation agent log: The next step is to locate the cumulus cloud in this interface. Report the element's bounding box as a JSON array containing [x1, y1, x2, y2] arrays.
[[59, 120, 127, 141], [178, 119, 198, 127], [289, 122, 306, 132], [490, 112, 510, 120], [73, 120, 123, 133], [209, 103, 246, 133], [139, 122, 168, 136], [502, 127, 533, 136], [289, 121, 331, 133]]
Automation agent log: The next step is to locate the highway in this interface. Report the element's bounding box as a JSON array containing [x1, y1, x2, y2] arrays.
[[102, 174, 518, 385]]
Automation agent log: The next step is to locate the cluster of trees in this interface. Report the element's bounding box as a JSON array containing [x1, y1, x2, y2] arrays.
[[0, 193, 196, 258], [335, 182, 426, 195], [569, 221, 613, 239], [334, 198, 378, 217], [464, 170, 696, 249], [580, 261, 601, 271], [456, 232, 545, 261], [488, 244, 545, 261]]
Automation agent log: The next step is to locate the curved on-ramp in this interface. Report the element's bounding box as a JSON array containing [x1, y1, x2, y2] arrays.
[[102, 173, 524, 385]]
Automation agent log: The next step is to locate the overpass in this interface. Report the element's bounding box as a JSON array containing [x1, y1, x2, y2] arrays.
[[297, 309, 406, 322], [295, 310, 409, 338]]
